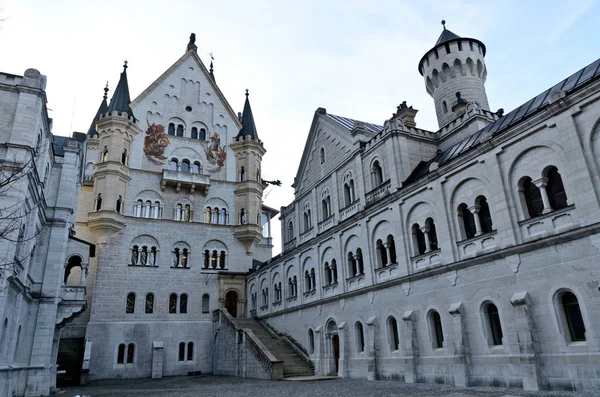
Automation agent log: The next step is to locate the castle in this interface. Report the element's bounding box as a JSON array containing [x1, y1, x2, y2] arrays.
[[1, 23, 599, 396]]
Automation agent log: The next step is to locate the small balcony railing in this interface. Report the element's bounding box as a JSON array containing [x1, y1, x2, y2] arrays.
[[161, 169, 210, 194], [365, 180, 391, 206], [317, 216, 336, 234], [339, 200, 361, 221], [283, 237, 297, 252]]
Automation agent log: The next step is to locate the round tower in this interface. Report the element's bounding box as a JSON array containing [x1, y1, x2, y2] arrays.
[[418, 21, 490, 128]]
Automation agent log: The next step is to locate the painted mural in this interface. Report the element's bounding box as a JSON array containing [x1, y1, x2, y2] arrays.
[[202, 132, 227, 173], [144, 122, 170, 165]]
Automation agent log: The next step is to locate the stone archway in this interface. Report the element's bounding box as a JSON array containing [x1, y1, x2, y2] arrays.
[[225, 291, 238, 318]]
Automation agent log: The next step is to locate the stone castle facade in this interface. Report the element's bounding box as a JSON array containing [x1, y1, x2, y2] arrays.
[[1, 24, 600, 395], [246, 24, 600, 391]]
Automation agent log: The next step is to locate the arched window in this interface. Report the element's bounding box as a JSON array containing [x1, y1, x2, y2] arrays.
[[310, 268, 316, 290], [355, 321, 365, 352], [560, 291, 586, 342], [181, 160, 190, 173], [176, 124, 184, 137], [287, 221, 294, 241], [121, 149, 127, 165], [178, 342, 186, 361], [204, 207, 211, 223], [308, 329, 315, 354], [131, 245, 139, 265], [324, 261, 331, 285], [292, 276, 297, 296], [331, 259, 338, 283], [175, 204, 183, 221], [477, 196, 493, 233], [458, 203, 476, 239], [220, 209, 227, 224], [202, 294, 210, 313], [13, 325, 21, 362], [193, 161, 201, 174], [203, 250, 210, 268], [169, 158, 178, 171], [430, 310, 444, 349], [387, 316, 400, 351], [483, 302, 503, 346], [212, 208, 219, 224], [356, 248, 364, 274], [117, 343, 126, 364], [520, 176, 543, 218], [412, 224, 426, 255], [115, 196, 123, 214], [140, 246, 148, 265], [191, 127, 198, 139], [546, 166, 568, 210], [320, 148, 325, 164], [134, 200, 143, 217], [240, 208, 246, 225], [372, 160, 383, 187], [442, 100, 448, 113], [240, 166, 246, 181], [199, 128, 207, 141], [0, 319, 8, 360], [181, 248, 188, 268], [426, 218, 438, 251], [149, 247, 157, 266], [143, 200, 151, 218], [172, 248, 180, 267], [219, 251, 226, 269], [152, 201, 161, 219], [168, 123, 175, 136], [376, 239, 387, 268], [387, 235, 397, 264], [127, 343, 135, 363], [303, 210, 311, 231], [187, 342, 194, 360], [145, 293, 154, 313], [322, 196, 331, 219], [304, 270, 311, 292], [169, 293, 178, 313], [184, 205, 191, 222], [347, 252, 357, 277], [95, 193, 102, 211], [126, 293, 135, 313], [102, 146, 108, 162]]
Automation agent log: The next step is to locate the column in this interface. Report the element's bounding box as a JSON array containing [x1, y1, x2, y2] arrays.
[[366, 316, 378, 381], [402, 310, 418, 383], [310, 272, 316, 291], [80, 263, 89, 285], [510, 292, 542, 391], [448, 302, 470, 387], [421, 225, 432, 253], [384, 243, 392, 267], [468, 205, 483, 236], [532, 178, 552, 214], [337, 322, 348, 378]]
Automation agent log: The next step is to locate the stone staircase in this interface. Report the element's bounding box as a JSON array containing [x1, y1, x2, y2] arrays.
[[235, 318, 314, 378]]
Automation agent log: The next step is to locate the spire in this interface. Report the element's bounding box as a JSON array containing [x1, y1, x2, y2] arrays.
[[236, 89, 259, 139], [87, 82, 110, 136], [209, 52, 215, 82], [435, 20, 461, 46], [105, 61, 136, 120], [187, 33, 197, 53]]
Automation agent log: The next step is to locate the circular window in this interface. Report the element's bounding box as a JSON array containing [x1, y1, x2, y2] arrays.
[[185, 106, 192, 112]]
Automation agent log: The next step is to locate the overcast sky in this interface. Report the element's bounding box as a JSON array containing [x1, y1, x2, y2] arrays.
[[1, 0, 599, 254]]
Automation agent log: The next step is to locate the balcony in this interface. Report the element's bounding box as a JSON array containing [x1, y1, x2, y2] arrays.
[[457, 230, 498, 260], [339, 201, 361, 221], [518, 205, 577, 243], [283, 237, 297, 252], [318, 216, 336, 234], [299, 227, 315, 244], [411, 249, 442, 272], [161, 169, 210, 194], [57, 285, 87, 327], [365, 180, 391, 207]]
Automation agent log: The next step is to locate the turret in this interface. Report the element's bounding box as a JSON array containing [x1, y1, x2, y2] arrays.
[[230, 90, 266, 255], [88, 62, 142, 244], [418, 21, 490, 128]]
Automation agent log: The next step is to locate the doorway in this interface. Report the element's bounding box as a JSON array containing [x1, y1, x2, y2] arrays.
[[56, 338, 85, 386], [332, 334, 340, 373], [225, 291, 238, 318]]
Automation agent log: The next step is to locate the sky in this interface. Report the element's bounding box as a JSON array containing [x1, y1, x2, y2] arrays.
[[1, 0, 600, 254]]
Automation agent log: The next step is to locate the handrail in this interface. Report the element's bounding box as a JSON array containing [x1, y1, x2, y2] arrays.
[[259, 320, 314, 373]]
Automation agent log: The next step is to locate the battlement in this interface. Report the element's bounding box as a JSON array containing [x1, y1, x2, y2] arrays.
[[97, 109, 139, 124]]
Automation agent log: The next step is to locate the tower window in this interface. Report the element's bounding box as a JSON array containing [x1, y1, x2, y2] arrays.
[[191, 127, 198, 139], [176, 124, 184, 137], [117, 344, 125, 364], [387, 316, 400, 351], [442, 101, 448, 113], [168, 123, 175, 136], [560, 291, 586, 342], [185, 106, 192, 112], [320, 147, 325, 164], [199, 128, 207, 141], [126, 293, 135, 313], [145, 293, 154, 313], [483, 302, 503, 346], [430, 310, 444, 349]]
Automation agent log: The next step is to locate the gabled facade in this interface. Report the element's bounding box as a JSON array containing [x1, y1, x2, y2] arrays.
[[247, 25, 600, 392], [61, 35, 278, 384]]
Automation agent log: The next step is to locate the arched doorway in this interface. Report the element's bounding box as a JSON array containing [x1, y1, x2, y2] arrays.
[[326, 319, 339, 375], [64, 255, 83, 285], [225, 291, 238, 318]]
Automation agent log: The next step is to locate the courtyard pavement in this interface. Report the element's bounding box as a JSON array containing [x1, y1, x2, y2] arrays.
[[64, 375, 596, 397]]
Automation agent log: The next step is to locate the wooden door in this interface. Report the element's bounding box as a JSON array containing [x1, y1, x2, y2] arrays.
[[225, 291, 238, 318]]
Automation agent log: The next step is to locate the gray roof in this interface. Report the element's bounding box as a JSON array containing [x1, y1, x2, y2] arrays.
[[403, 56, 600, 186], [324, 113, 382, 134], [106, 63, 136, 121], [236, 91, 259, 139], [435, 27, 461, 46], [86, 94, 108, 136]]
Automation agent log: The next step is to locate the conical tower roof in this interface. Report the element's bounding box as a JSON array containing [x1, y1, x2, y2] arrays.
[[236, 90, 258, 139], [106, 61, 136, 120], [87, 83, 109, 136], [435, 21, 461, 46]]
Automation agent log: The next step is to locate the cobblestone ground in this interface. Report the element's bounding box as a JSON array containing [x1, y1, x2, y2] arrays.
[[64, 376, 598, 397]]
